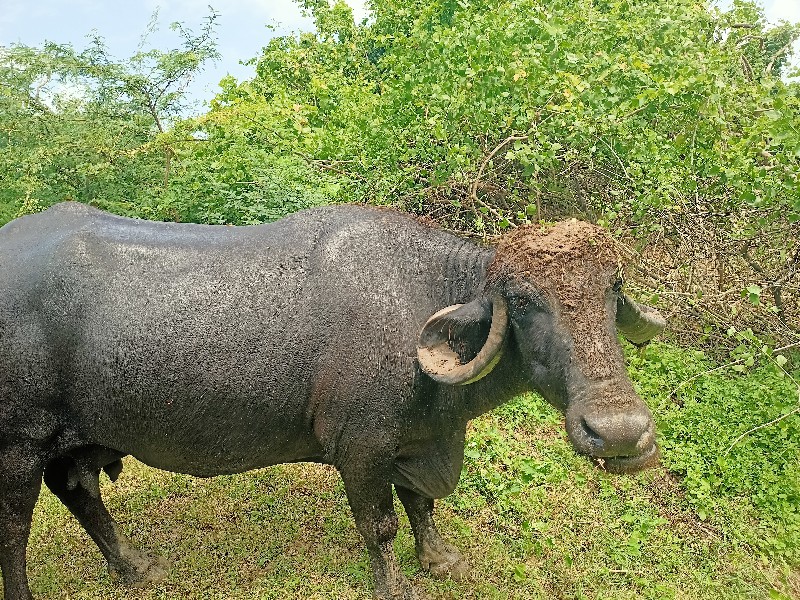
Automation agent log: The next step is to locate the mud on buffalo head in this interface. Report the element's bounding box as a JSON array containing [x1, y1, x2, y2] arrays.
[[417, 219, 665, 473]]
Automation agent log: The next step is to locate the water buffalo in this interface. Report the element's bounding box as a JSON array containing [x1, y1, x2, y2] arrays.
[[0, 202, 664, 600]]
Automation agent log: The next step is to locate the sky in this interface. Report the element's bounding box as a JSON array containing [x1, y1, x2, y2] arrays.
[[0, 0, 797, 114]]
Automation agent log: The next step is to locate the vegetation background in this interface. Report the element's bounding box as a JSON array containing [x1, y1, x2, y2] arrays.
[[1, 0, 799, 598]]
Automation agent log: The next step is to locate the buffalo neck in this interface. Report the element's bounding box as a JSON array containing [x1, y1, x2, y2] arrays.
[[432, 240, 531, 420], [438, 237, 496, 307], [456, 346, 531, 420]]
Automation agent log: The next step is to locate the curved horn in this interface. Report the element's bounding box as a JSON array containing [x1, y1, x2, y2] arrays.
[[417, 295, 509, 385], [616, 294, 666, 345]]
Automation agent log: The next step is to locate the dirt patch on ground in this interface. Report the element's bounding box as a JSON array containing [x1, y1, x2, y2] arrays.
[[488, 220, 623, 378]]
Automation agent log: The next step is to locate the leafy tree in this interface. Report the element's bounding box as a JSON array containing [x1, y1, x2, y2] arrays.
[[204, 0, 798, 343], [0, 10, 220, 220], [721, 0, 800, 79], [198, 0, 797, 233], [139, 77, 342, 225]]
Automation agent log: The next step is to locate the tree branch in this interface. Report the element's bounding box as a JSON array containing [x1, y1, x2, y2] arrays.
[[468, 134, 529, 227], [764, 35, 800, 76], [725, 404, 800, 454]]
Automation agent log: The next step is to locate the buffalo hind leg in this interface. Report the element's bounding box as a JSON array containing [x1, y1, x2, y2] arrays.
[[43, 456, 169, 587], [337, 457, 426, 600], [395, 486, 469, 580], [0, 445, 43, 600]]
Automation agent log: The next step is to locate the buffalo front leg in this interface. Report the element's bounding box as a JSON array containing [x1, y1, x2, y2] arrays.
[[43, 456, 169, 587], [0, 446, 43, 600], [395, 486, 469, 580], [337, 461, 426, 600]]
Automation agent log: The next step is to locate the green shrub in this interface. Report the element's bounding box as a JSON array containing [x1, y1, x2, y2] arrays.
[[628, 343, 800, 563]]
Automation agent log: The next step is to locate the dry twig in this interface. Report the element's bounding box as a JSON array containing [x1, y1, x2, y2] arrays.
[[469, 134, 529, 227]]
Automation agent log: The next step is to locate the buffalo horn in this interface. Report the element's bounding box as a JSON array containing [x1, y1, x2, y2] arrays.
[[417, 295, 509, 385], [616, 294, 667, 345]]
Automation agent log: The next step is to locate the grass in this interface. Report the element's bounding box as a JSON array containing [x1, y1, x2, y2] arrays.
[[11, 345, 800, 599]]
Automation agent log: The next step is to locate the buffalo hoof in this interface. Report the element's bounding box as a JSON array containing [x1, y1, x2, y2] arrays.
[[373, 582, 429, 600], [108, 542, 170, 588], [373, 565, 429, 600], [419, 543, 470, 580]]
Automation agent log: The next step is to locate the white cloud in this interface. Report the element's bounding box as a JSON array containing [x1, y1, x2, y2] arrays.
[[763, 0, 800, 25]]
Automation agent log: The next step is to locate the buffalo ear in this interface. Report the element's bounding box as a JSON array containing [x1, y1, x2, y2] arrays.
[[417, 295, 509, 385], [616, 294, 666, 345]]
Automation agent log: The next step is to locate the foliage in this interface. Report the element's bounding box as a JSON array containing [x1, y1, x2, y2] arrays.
[[80, 9, 221, 133], [627, 342, 800, 563], [205, 0, 800, 347], [103, 96, 326, 224], [218, 0, 800, 226], [4, 1, 798, 284], [0, 11, 220, 221], [724, 0, 800, 79], [3, 1, 798, 234]]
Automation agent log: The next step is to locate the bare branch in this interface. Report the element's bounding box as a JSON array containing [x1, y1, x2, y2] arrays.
[[593, 134, 632, 181], [470, 134, 529, 198], [468, 134, 529, 227], [741, 54, 753, 81], [725, 404, 800, 454], [735, 34, 761, 48], [293, 149, 370, 183], [764, 35, 800, 76]]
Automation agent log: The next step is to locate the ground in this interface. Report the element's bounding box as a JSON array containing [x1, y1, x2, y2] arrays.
[[16, 392, 797, 600]]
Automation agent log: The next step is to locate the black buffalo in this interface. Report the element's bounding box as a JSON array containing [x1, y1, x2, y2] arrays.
[[0, 203, 664, 600]]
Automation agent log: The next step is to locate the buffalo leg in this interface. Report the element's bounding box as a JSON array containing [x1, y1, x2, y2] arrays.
[[337, 461, 424, 600], [395, 486, 469, 579], [0, 445, 43, 600], [43, 456, 168, 587]]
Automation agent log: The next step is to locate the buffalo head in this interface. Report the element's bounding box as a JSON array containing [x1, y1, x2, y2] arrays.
[[417, 220, 664, 473]]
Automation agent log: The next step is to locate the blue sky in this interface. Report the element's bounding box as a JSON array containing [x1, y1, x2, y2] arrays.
[[0, 0, 797, 114]]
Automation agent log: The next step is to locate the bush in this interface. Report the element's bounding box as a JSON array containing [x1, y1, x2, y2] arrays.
[[628, 343, 800, 563]]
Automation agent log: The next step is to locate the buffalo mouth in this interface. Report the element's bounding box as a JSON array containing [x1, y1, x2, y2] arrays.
[[592, 443, 660, 474]]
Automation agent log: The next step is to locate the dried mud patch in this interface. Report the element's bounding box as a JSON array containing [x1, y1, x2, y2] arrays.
[[488, 220, 624, 378]]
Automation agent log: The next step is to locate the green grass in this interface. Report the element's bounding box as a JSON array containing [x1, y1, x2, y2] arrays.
[[12, 343, 800, 599]]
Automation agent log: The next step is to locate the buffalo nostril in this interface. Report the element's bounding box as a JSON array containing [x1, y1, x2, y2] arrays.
[[581, 411, 653, 457], [580, 417, 604, 449]]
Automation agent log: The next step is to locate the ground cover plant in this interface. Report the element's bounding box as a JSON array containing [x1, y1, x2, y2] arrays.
[[19, 345, 799, 599]]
